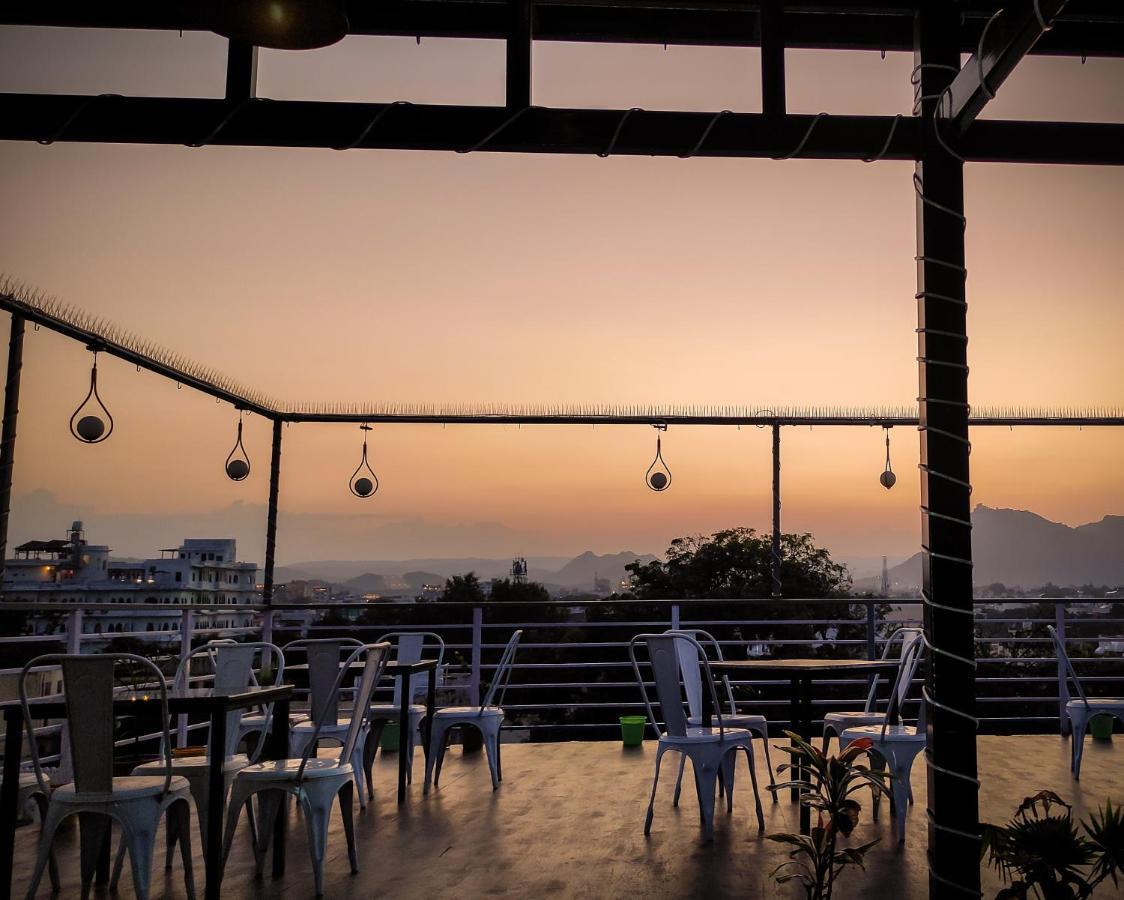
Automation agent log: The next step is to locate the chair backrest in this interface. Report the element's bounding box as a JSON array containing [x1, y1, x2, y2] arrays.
[[864, 627, 924, 712], [284, 638, 363, 725], [296, 642, 390, 779], [375, 631, 446, 705], [1048, 624, 1088, 706], [667, 628, 738, 719], [20, 653, 175, 797], [481, 631, 522, 711], [630, 633, 726, 739], [880, 635, 927, 737], [176, 641, 284, 758]]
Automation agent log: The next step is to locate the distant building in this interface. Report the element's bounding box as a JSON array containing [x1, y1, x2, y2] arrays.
[[2, 522, 258, 641]]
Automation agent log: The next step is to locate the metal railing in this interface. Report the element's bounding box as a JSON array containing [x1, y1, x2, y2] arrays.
[[2, 598, 1121, 763]]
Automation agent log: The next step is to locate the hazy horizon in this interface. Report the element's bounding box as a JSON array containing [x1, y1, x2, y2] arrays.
[[1, 28, 1121, 569]]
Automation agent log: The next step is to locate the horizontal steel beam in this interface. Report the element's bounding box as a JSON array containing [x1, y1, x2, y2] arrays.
[[3, 95, 1122, 165], [2, 1, 1121, 57]]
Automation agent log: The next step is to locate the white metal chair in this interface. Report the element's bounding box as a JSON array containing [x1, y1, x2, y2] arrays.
[[424, 630, 521, 794], [667, 628, 777, 799], [20, 653, 196, 900], [362, 631, 446, 797], [285, 638, 373, 806], [3, 772, 58, 892], [130, 640, 283, 860], [227, 640, 287, 761], [822, 627, 924, 753], [630, 632, 764, 841], [221, 642, 390, 897], [838, 634, 927, 845], [1048, 624, 1124, 780]]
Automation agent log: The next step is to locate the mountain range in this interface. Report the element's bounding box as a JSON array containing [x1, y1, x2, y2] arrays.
[[857, 506, 1124, 593]]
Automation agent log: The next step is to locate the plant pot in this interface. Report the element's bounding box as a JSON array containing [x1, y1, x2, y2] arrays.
[[379, 722, 400, 752], [1090, 715, 1114, 741], [620, 715, 647, 747]]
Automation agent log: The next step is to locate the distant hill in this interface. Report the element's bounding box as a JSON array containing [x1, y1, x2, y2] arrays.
[[551, 550, 658, 588], [344, 572, 391, 594], [862, 506, 1124, 593]]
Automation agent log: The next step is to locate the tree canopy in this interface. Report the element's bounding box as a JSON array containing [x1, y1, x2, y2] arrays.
[[625, 528, 850, 599], [439, 572, 486, 603]]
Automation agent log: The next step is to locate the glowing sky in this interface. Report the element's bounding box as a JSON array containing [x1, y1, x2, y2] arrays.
[[0, 27, 1121, 566]]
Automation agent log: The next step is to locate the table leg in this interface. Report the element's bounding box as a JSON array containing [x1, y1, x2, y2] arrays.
[[1, 706, 24, 900], [397, 672, 409, 804], [423, 666, 437, 763], [789, 677, 801, 805], [797, 677, 812, 835], [269, 697, 289, 879], [204, 707, 227, 900]]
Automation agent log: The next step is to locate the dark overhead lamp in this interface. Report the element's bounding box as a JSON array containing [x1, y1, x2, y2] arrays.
[[213, 0, 349, 51]]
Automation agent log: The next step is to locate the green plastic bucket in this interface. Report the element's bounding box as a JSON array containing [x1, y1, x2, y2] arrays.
[[380, 722, 400, 752], [620, 715, 647, 747], [1090, 715, 1114, 741]]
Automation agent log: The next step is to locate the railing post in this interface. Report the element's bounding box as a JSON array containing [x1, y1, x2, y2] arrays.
[[866, 602, 877, 660], [178, 609, 194, 746], [671, 603, 680, 631], [65, 609, 82, 656], [0, 312, 25, 583], [1055, 601, 1070, 736], [261, 608, 274, 646], [470, 606, 483, 707]]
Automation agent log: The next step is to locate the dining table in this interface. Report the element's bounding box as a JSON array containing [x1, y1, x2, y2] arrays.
[[706, 657, 901, 834], [0, 683, 294, 900], [286, 657, 438, 804]]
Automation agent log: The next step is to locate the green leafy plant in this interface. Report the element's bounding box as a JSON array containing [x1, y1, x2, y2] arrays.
[[767, 732, 889, 900], [981, 790, 1124, 899]]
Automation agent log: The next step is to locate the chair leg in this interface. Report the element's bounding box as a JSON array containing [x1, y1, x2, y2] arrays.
[[821, 725, 835, 755], [482, 727, 501, 791], [301, 786, 335, 897], [720, 750, 736, 814], [494, 728, 502, 783], [171, 798, 197, 899], [741, 745, 766, 831], [672, 754, 687, 807], [889, 761, 911, 845], [77, 812, 111, 896], [692, 756, 720, 842], [118, 812, 159, 900], [25, 803, 67, 900], [1072, 715, 1088, 780], [644, 746, 668, 836], [433, 725, 453, 790], [222, 781, 254, 871], [753, 729, 777, 791], [29, 794, 60, 893], [424, 719, 451, 793], [339, 780, 359, 874], [350, 742, 368, 809], [363, 721, 386, 801]]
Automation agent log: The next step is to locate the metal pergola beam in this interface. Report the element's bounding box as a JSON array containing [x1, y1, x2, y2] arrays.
[[945, 0, 1069, 132], [2, 1, 1121, 58], [3, 95, 1123, 166]]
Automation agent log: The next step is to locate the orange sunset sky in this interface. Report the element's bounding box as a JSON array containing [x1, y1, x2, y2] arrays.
[[0, 27, 1121, 568]]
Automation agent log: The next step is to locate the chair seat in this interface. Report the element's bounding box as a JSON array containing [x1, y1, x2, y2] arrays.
[[662, 726, 752, 745], [292, 718, 358, 735], [237, 757, 350, 781], [841, 724, 925, 743], [132, 755, 250, 776], [432, 706, 502, 719], [1067, 699, 1124, 710], [825, 711, 888, 726], [52, 775, 191, 803]]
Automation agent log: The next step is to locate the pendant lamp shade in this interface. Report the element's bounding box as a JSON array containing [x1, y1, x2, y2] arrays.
[[213, 0, 348, 50]]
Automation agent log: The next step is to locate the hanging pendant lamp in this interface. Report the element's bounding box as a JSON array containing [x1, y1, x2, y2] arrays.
[[880, 427, 897, 490], [212, 0, 349, 50], [69, 349, 114, 443], [645, 426, 672, 492], [349, 424, 379, 498], [225, 411, 251, 481]]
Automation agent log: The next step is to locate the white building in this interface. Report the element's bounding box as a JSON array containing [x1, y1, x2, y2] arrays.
[[3, 522, 259, 642]]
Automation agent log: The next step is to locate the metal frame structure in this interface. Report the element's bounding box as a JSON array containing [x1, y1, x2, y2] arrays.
[[2, 2, 1122, 895]]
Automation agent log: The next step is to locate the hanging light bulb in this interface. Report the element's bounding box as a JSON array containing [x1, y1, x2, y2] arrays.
[[645, 425, 672, 492], [69, 349, 114, 444], [349, 424, 379, 498], [880, 426, 897, 490], [213, 0, 349, 50], [225, 411, 251, 481]]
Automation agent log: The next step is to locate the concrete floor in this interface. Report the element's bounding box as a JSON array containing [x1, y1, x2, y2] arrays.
[[11, 735, 1123, 899]]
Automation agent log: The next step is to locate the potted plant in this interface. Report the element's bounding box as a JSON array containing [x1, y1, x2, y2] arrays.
[[768, 732, 889, 900], [982, 790, 1124, 898]]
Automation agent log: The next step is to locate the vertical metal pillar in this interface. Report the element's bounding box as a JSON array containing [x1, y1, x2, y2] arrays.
[[1055, 602, 1070, 735], [506, 0, 532, 109], [470, 606, 484, 707], [770, 424, 782, 598], [225, 40, 258, 101], [915, 4, 980, 896], [760, 0, 786, 118], [262, 419, 282, 608], [0, 313, 25, 583]]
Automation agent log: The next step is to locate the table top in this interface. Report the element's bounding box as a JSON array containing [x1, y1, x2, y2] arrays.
[[5, 683, 293, 718], [710, 658, 900, 676]]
